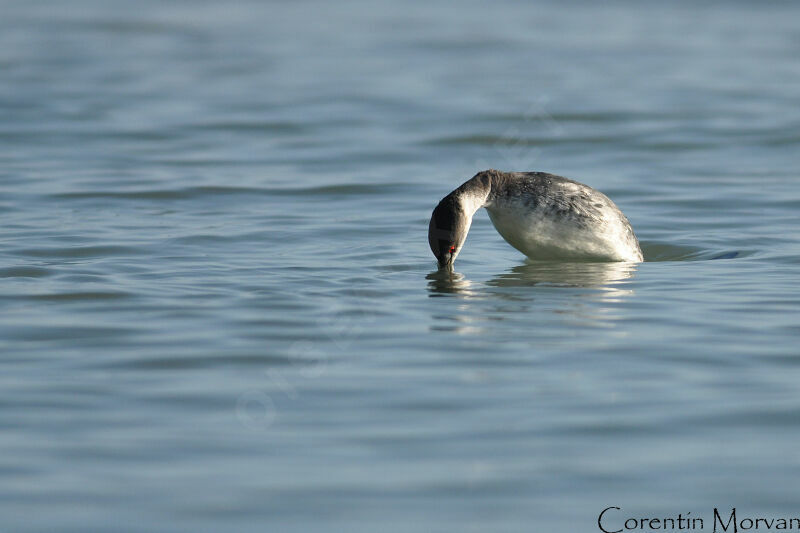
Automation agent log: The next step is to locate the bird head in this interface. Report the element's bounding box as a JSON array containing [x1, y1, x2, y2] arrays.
[[428, 194, 470, 270]]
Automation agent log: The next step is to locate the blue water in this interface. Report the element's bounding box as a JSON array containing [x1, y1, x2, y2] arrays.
[[2, 1, 800, 531]]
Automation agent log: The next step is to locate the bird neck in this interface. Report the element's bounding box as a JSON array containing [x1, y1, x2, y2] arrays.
[[454, 170, 496, 217]]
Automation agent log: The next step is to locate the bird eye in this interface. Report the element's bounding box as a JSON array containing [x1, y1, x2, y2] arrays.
[[448, 246, 456, 254]]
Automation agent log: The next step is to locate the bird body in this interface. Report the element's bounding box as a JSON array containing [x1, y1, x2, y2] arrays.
[[428, 170, 643, 269]]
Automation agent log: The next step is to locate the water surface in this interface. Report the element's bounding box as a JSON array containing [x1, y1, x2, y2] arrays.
[[2, 1, 800, 531]]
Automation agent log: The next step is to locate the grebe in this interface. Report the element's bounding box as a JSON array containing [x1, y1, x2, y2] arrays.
[[428, 169, 643, 269]]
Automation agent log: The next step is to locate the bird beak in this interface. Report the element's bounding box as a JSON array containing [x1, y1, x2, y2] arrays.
[[438, 253, 455, 270]]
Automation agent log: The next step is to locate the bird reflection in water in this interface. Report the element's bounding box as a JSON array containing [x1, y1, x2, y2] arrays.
[[425, 268, 484, 333], [426, 268, 477, 297], [428, 261, 637, 297], [487, 260, 637, 300], [426, 261, 638, 332]]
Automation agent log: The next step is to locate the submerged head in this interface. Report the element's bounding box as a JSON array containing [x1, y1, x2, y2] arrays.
[[428, 194, 470, 269]]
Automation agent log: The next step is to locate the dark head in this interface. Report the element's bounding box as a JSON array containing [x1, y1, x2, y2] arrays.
[[428, 193, 471, 269]]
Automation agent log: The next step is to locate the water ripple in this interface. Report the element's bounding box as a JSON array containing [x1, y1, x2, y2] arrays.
[[0, 266, 53, 278], [49, 183, 399, 200], [15, 245, 145, 258]]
